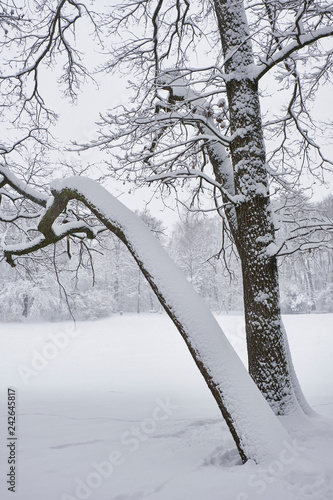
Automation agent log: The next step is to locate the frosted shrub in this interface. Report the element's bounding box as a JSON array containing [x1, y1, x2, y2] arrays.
[[71, 287, 116, 320], [280, 284, 307, 314]]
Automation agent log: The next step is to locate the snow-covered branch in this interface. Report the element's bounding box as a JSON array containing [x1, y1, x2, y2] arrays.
[[3, 214, 99, 267], [254, 26, 333, 81], [0, 165, 49, 207]]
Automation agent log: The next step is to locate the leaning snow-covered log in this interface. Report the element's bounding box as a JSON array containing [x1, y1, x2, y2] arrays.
[[7, 175, 291, 464]]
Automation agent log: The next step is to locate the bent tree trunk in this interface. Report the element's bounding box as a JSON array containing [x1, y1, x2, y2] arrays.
[[212, 0, 310, 415], [5, 175, 291, 463], [52, 178, 291, 462]]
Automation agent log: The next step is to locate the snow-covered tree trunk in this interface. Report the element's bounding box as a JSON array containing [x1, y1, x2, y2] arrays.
[[54, 178, 294, 461], [3, 174, 291, 463], [213, 0, 301, 414]]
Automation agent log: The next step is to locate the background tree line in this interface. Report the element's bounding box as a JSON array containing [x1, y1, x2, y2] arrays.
[[1, 194, 332, 322]]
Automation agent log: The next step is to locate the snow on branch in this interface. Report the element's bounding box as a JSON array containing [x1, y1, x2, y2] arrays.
[[0, 167, 103, 266], [0, 165, 49, 207], [3, 214, 100, 267], [254, 26, 333, 81]]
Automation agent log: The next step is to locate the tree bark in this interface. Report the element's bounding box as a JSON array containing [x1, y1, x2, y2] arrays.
[[212, 0, 307, 415]]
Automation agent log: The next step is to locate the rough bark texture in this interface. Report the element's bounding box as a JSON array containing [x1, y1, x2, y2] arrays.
[[213, 0, 302, 414]]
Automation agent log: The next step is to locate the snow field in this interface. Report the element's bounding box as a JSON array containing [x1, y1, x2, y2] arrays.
[[0, 313, 332, 499]]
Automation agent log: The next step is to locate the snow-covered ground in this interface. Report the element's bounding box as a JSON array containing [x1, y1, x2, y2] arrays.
[[0, 313, 332, 500]]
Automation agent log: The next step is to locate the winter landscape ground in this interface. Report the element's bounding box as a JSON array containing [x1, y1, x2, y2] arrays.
[[0, 313, 332, 500]]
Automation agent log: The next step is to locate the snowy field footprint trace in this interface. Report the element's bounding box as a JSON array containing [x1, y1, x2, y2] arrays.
[[0, 313, 332, 500]]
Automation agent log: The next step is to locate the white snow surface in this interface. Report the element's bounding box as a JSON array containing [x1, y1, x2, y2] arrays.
[[0, 313, 332, 500]]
